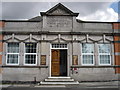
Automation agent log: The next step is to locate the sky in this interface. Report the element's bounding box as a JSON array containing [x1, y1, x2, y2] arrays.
[[0, 0, 120, 22]]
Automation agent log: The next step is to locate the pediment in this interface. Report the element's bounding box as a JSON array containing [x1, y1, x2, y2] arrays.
[[40, 3, 79, 16]]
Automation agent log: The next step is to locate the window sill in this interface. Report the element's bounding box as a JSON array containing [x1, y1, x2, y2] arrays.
[[2, 65, 48, 68], [5, 64, 19, 66], [71, 65, 115, 68]]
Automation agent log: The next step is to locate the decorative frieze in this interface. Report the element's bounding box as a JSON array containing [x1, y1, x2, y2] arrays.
[[3, 34, 113, 43]]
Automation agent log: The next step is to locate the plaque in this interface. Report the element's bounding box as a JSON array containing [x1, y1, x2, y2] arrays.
[[72, 55, 78, 65], [47, 16, 72, 28], [41, 55, 46, 65]]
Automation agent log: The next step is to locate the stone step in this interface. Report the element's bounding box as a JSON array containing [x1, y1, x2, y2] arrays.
[[40, 81, 79, 85], [48, 77, 71, 79], [40, 77, 79, 85], [45, 77, 74, 82]]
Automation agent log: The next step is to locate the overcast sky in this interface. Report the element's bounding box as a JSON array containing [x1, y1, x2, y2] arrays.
[[0, 0, 119, 22]]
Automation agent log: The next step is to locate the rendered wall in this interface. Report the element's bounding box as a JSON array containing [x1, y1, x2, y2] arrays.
[[2, 68, 48, 82], [71, 68, 118, 81]]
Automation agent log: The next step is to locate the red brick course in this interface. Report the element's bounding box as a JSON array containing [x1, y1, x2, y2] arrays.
[[0, 21, 4, 73], [113, 23, 120, 73]]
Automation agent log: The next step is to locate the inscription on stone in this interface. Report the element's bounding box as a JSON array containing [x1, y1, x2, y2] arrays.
[[47, 16, 72, 28]]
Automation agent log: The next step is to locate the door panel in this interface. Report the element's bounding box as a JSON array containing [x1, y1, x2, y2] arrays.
[[51, 50, 60, 76]]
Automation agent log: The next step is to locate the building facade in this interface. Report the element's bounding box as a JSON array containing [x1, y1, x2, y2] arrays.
[[0, 3, 120, 83]]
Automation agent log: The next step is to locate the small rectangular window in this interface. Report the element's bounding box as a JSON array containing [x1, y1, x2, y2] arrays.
[[52, 44, 67, 48], [7, 43, 19, 65], [82, 43, 94, 65], [24, 43, 37, 65], [98, 44, 111, 65]]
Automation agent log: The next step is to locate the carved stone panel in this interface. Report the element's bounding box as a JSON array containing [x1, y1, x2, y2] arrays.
[[41, 55, 46, 65], [72, 55, 78, 65], [50, 8, 69, 15], [47, 16, 72, 28]]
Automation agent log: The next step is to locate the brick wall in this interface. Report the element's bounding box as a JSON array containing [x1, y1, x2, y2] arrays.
[[0, 21, 4, 73], [113, 23, 120, 73], [0, 22, 5, 27]]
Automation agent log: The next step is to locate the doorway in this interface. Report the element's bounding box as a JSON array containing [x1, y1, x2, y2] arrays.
[[51, 49, 67, 76]]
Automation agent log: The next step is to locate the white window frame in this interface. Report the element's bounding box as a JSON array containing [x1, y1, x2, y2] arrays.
[[81, 43, 94, 66], [98, 44, 111, 65], [6, 43, 19, 65], [24, 43, 37, 66]]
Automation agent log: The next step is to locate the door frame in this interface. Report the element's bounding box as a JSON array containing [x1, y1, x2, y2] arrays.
[[49, 44, 68, 77]]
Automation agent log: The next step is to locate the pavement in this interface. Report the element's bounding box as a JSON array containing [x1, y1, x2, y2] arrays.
[[0, 81, 120, 90]]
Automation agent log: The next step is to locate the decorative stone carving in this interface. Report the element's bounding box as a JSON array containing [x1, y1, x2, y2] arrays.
[[47, 16, 72, 28], [41, 55, 46, 65], [72, 55, 78, 65], [50, 8, 69, 15]]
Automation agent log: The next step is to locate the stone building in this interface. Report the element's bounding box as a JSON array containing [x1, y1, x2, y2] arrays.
[[0, 3, 120, 84]]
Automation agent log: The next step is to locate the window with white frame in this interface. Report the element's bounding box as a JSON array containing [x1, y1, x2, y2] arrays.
[[25, 43, 37, 65], [52, 44, 67, 48], [82, 43, 94, 65], [7, 43, 19, 65], [98, 44, 111, 65]]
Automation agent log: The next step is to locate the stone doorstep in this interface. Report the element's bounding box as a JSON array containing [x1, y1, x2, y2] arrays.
[[40, 81, 79, 85], [45, 78, 74, 82], [40, 77, 79, 85]]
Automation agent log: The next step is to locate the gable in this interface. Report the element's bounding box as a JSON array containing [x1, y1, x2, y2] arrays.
[[40, 3, 79, 16]]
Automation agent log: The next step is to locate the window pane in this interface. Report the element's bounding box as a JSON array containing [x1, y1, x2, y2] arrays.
[[98, 44, 111, 64], [82, 44, 94, 53], [7, 54, 18, 64], [25, 54, 36, 64], [25, 43, 36, 53], [8, 43, 19, 53], [100, 55, 110, 64], [99, 44, 111, 53], [83, 55, 93, 64]]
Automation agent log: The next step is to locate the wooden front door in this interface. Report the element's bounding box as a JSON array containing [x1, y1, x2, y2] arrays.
[[51, 50, 60, 76]]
